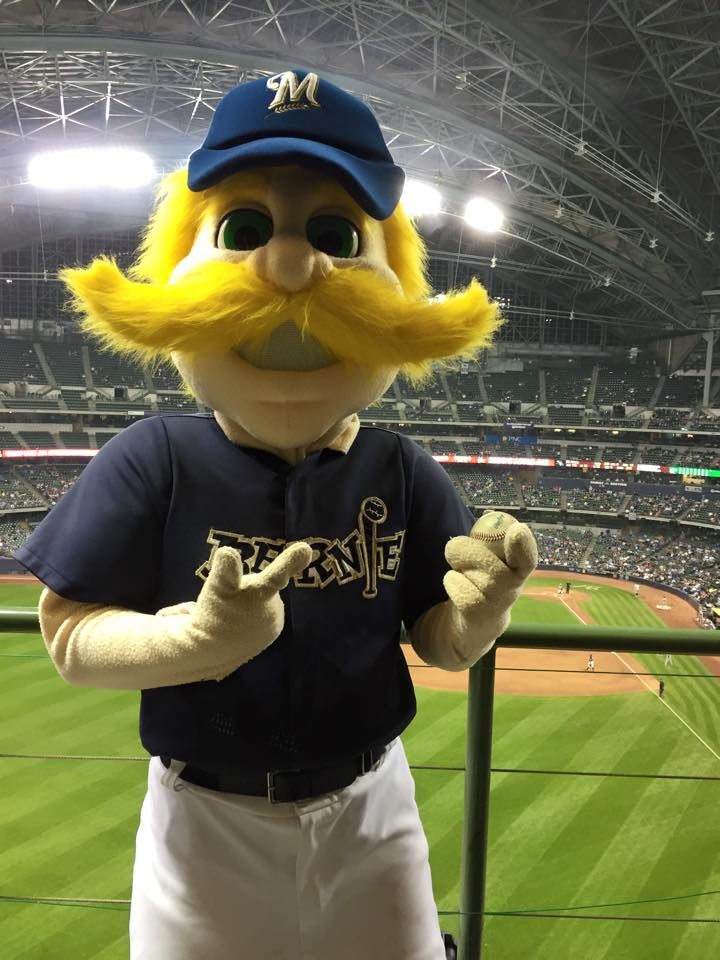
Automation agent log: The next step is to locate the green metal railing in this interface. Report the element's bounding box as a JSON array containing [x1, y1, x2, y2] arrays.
[[3, 611, 720, 958], [460, 624, 720, 960], [0, 609, 39, 632]]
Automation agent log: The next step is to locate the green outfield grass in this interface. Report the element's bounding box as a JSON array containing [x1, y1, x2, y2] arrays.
[[1, 577, 719, 959]]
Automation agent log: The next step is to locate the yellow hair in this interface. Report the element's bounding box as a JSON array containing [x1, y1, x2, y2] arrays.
[[382, 202, 430, 301], [63, 166, 500, 381], [130, 170, 202, 284]]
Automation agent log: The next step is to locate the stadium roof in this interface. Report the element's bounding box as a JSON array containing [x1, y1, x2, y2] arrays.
[[1, 0, 719, 338]]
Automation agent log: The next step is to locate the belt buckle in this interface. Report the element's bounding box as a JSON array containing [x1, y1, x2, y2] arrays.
[[266, 770, 279, 804], [360, 749, 374, 776]]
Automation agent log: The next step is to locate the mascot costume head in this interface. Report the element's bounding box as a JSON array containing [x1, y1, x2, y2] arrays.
[[62, 69, 500, 456], [22, 70, 537, 960]]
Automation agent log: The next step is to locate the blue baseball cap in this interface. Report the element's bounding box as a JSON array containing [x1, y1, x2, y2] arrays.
[[187, 70, 405, 220]]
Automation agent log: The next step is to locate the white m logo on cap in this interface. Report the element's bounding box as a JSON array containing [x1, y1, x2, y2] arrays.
[[266, 71, 321, 112]]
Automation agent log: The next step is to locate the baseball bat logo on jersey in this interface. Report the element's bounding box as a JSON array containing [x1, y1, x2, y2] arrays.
[[194, 497, 404, 595]]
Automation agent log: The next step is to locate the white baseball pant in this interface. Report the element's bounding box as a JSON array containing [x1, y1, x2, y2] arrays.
[[129, 739, 447, 959]]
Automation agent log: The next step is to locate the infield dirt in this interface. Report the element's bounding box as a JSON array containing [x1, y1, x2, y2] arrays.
[[405, 570, 702, 696]]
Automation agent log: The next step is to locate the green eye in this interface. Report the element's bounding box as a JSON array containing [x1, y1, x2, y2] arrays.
[[306, 215, 360, 258], [217, 209, 273, 251]]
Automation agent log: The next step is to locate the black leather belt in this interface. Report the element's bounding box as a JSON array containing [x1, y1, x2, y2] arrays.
[[160, 744, 387, 804]]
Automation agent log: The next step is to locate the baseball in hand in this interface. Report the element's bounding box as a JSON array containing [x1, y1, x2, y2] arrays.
[[470, 511, 518, 562]]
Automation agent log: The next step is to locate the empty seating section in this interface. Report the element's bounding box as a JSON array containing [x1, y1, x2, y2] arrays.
[[548, 406, 584, 424], [3, 397, 59, 411], [43, 341, 85, 385], [94, 399, 146, 412], [566, 489, 625, 512], [19, 431, 57, 447], [61, 390, 89, 409], [445, 371, 482, 401], [484, 371, 539, 403], [396, 374, 446, 401], [402, 406, 455, 421], [594, 360, 657, 405], [484, 442, 538, 457], [536, 444, 563, 459], [0, 472, 45, 509], [156, 394, 199, 412], [522, 485, 561, 508], [361, 403, 398, 420], [59, 431, 90, 448], [0, 430, 18, 447], [600, 446, 635, 461], [544, 365, 592, 403], [16, 464, 85, 504], [456, 404, 485, 421], [149, 362, 183, 391], [89, 348, 146, 388], [586, 409, 642, 428], [0, 339, 45, 384], [641, 446, 680, 464], [96, 431, 120, 447], [639, 446, 717, 466], [660, 376, 703, 407], [428, 440, 460, 455], [565, 445, 598, 460]]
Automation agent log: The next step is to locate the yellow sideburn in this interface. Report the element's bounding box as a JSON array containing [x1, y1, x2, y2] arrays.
[[62, 258, 500, 379]]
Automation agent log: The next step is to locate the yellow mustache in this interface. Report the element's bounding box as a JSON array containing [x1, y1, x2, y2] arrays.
[[61, 257, 501, 377]]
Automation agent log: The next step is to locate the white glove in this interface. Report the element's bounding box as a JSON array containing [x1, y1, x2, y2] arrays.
[[39, 542, 312, 689], [410, 522, 537, 671]]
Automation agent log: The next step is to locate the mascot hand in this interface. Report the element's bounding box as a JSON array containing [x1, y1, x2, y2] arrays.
[[159, 542, 312, 681], [408, 522, 537, 672], [39, 542, 312, 690], [443, 521, 538, 622]]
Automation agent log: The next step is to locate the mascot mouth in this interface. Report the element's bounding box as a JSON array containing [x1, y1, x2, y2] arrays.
[[232, 321, 337, 372]]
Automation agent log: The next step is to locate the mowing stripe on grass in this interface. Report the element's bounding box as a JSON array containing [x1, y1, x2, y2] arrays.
[[614, 652, 720, 763], [562, 593, 720, 766]]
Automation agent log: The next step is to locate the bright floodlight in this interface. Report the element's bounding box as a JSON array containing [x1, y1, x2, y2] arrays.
[[464, 196, 504, 232], [28, 148, 155, 189], [402, 179, 442, 217]]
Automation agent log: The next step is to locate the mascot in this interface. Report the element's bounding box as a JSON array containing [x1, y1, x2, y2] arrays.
[[16, 70, 537, 960]]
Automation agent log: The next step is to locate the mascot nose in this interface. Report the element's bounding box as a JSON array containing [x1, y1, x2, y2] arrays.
[[251, 236, 331, 293]]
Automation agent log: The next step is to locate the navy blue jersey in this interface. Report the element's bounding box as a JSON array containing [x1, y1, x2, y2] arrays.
[[16, 415, 473, 771]]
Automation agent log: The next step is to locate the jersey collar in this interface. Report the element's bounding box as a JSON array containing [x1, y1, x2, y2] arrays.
[[213, 411, 360, 464]]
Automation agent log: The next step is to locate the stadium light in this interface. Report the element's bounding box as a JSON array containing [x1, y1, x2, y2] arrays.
[[464, 196, 504, 232], [28, 148, 156, 189], [401, 179, 442, 217]]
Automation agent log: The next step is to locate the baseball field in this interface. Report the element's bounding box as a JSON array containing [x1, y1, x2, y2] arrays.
[[1, 575, 719, 959]]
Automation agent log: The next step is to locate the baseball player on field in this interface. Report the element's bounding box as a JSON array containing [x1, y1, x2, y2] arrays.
[[16, 70, 537, 959]]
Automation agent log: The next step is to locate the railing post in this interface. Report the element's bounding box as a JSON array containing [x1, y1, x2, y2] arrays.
[[0, 609, 39, 632], [459, 645, 497, 960]]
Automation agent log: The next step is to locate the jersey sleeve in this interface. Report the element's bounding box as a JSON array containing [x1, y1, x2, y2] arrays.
[[400, 443, 474, 630], [14, 419, 171, 610]]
